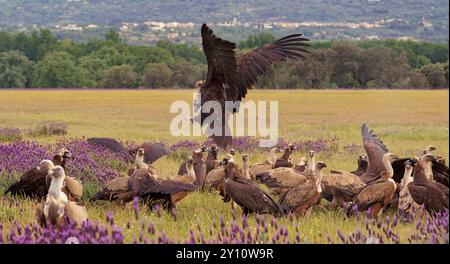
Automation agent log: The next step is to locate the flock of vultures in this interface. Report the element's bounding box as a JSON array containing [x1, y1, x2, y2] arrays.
[[4, 124, 449, 227], [3, 24, 449, 229]]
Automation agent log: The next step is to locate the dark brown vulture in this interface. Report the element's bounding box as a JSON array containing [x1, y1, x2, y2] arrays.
[[222, 160, 286, 217], [87, 137, 168, 164], [279, 162, 327, 216], [249, 147, 283, 175], [391, 154, 449, 187], [5, 148, 73, 199], [359, 124, 391, 184], [198, 24, 309, 148], [90, 169, 155, 203], [177, 147, 207, 187], [347, 153, 399, 217], [138, 179, 199, 212], [408, 156, 449, 215], [272, 144, 296, 169], [352, 154, 369, 176]]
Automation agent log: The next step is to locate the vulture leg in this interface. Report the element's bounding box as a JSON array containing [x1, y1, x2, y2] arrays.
[[212, 111, 232, 149], [370, 203, 383, 217], [35, 203, 46, 227]]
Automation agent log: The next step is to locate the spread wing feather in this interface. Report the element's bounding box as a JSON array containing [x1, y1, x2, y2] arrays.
[[235, 34, 310, 102], [360, 124, 388, 183]]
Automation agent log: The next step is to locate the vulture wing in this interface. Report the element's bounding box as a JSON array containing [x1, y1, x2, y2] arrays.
[[353, 181, 396, 211], [5, 167, 48, 199], [138, 142, 169, 164], [408, 183, 448, 213], [322, 171, 366, 197], [224, 178, 286, 216], [200, 23, 238, 121], [90, 176, 130, 202], [360, 124, 389, 184], [63, 176, 83, 202], [128, 169, 157, 195], [432, 161, 449, 186], [87, 137, 132, 161], [235, 34, 310, 102], [140, 180, 198, 196], [391, 158, 411, 183]]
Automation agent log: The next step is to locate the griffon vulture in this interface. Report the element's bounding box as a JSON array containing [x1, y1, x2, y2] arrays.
[[87, 137, 168, 164], [249, 147, 283, 175], [347, 153, 399, 217], [279, 162, 327, 216]]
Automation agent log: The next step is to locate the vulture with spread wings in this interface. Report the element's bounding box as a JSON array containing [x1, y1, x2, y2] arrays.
[[197, 24, 310, 148], [87, 137, 169, 164]]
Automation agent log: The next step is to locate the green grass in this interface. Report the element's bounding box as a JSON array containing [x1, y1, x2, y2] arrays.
[[0, 89, 448, 243]]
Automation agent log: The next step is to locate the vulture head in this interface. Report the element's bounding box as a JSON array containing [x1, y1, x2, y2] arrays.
[[207, 144, 218, 159], [137, 148, 145, 158], [404, 159, 417, 169], [315, 161, 327, 171], [220, 154, 234, 165], [358, 153, 368, 169], [192, 148, 204, 162], [229, 148, 236, 156], [194, 80, 205, 89], [421, 153, 437, 163], [242, 154, 249, 162], [224, 161, 242, 180], [37, 159, 55, 174], [58, 148, 72, 159], [309, 150, 315, 158], [422, 145, 437, 155]]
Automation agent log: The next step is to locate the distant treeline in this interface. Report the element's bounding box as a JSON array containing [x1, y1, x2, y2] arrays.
[[0, 29, 448, 89]]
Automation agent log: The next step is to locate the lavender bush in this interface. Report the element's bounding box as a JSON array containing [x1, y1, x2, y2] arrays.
[[0, 127, 23, 142]]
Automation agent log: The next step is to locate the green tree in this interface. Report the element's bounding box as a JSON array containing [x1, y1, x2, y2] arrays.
[[33, 51, 88, 87], [168, 63, 205, 88], [330, 41, 361, 88], [78, 56, 108, 87], [142, 63, 173, 88], [0, 50, 33, 88], [104, 29, 121, 44], [102, 64, 136, 88], [420, 63, 447, 89]]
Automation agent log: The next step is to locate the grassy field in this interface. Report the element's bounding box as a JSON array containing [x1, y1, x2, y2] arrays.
[[0, 89, 448, 244]]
